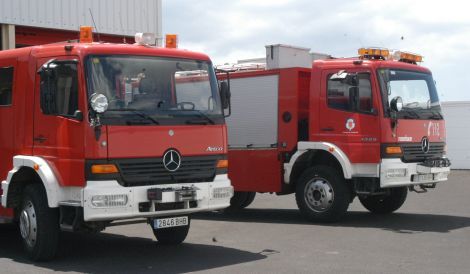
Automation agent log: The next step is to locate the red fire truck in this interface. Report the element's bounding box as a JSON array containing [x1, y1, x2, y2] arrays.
[[225, 45, 450, 222], [0, 30, 233, 261]]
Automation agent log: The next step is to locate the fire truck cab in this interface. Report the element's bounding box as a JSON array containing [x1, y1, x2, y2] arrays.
[[225, 45, 450, 222], [0, 32, 233, 261]]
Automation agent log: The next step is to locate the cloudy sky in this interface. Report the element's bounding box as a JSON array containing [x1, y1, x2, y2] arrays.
[[163, 0, 470, 101]]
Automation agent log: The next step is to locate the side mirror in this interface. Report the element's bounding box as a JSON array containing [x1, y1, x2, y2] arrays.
[[220, 81, 231, 110], [89, 93, 109, 113], [390, 96, 403, 112], [216, 68, 232, 117], [73, 110, 83, 121], [345, 74, 358, 86]]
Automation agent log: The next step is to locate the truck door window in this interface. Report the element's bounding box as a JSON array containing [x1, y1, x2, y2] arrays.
[[327, 73, 373, 113], [40, 63, 79, 116], [0, 67, 14, 106]]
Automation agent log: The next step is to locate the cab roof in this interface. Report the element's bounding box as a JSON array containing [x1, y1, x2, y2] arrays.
[[313, 57, 431, 74], [0, 42, 212, 62]]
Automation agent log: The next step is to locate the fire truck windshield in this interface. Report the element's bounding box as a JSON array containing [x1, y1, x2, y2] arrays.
[[86, 55, 224, 125], [378, 69, 443, 120]]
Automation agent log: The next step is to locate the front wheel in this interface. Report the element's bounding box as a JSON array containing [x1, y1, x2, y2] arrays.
[[152, 217, 190, 245], [240, 192, 256, 208], [295, 166, 351, 222], [225, 191, 256, 211], [359, 187, 408, 214], [19, 184, 60, 261]]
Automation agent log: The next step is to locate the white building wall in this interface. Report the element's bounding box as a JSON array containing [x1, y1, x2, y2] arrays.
[[441, 101, 470, 169], [0, 0, 162, 41]]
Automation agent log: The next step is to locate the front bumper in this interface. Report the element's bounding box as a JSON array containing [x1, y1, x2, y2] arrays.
[[380, 158, 450, 188], [82, 175, 233, 221]]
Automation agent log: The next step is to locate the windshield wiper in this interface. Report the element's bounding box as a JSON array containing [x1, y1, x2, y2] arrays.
[[184, 110, 215, 125], [400, 107, 420, 119], [404, 101, 421, 108], [428, 110, 443, 120], [107, 109, 160, 125]]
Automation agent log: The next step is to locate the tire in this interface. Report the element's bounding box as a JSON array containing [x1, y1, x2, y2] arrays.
[[152, 217, 190, 245], [240, 192, 256, 208], [359, 187, 408, 214], [19, 184, 59, 261], [295, 165, 351, 222], [225, 191, 252, 211]]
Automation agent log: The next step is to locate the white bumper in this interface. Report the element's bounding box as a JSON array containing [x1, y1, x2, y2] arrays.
[[380, 158, 450, 188], [82, 175, 233, 221]]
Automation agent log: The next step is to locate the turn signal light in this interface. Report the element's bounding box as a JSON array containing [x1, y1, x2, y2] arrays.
[[385, 146, 403, 155], [216, 159, 229, 169], [91, 164, 119, 174]]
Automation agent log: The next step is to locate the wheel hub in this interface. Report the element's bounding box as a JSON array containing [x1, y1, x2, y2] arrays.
[[304, 178, 334, 212], [19, 201, 37, 248]]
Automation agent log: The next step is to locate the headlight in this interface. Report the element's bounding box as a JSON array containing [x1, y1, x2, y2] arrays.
[[212, 187, 233, 199], [91, 194, 128, 207], [386, 168, 407, 178]]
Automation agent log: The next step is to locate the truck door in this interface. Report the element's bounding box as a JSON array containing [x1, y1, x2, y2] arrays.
[[317, 70, 381, 164], [0, 58, 16, 220], [0, 59, 16, 179], [33, 57, 86, 186]]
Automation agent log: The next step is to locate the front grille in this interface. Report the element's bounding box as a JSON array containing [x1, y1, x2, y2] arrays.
[[401, 142, 445, 163], [115, 156, 220, 187]]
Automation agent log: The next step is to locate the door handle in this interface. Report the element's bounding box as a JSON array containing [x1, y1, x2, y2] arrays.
[[321, 127, 334, 132], [34, 136, 47, 143]]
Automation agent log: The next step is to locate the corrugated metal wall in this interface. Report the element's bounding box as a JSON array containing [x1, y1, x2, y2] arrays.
[[441, 101, 470, 169], [0, 0, 161, 37]]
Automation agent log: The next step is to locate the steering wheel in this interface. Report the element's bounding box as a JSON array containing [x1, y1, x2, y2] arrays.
[[176, 102, 196, 110]]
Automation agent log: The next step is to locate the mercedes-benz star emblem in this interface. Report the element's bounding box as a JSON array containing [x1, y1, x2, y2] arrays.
[[421, 137, 430, 153], [163, 149, 181, 172]]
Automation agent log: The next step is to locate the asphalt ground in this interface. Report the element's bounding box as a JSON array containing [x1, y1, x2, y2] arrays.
[[1, 170, 469, 274]]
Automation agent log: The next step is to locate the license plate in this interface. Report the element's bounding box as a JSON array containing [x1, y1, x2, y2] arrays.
[[414, 173, 434, 182], [153, 216, 188, 229]]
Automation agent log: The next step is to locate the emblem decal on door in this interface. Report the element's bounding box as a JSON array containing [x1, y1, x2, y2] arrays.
[[345, 118, 356, 131]]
